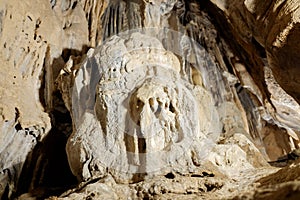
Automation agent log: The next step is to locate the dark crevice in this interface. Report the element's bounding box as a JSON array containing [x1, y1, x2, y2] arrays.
[[87, 10, 93, 41], [16, 91, 77, 199], [251, 37, 266, 58], [71, 1, 77, 10], [205, 183, 217, 192], [14, 107, 20, 123], [15, 47, 92, 198], [139, 0, 145, 28], [191, 172, 215, 178], [38, 46, 49, 109], [169, 103, 175, 113], [2, 184, 10, 200], [202, 172, 215, 177], [15, 123, 22, 132], [62, 49, 80, 63], [165, 172, 175, 179]]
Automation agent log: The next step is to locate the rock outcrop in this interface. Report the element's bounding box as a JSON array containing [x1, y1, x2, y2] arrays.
[[0, 0, 300, 199], [209, 0, 300, 103], [66, 30, 223, 183]]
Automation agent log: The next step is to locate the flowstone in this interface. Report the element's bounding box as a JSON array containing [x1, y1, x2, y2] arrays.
[[66, 30, 222, 183]]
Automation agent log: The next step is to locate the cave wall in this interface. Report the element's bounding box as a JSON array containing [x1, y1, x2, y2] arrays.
[[209, 0, 300, 103], [205, 0, 300, 157], [0, 0, 299, 199]]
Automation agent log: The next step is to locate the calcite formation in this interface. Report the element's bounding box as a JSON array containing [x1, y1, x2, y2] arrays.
[[0, 0, 300, 199], [66, 30, 220, 182]]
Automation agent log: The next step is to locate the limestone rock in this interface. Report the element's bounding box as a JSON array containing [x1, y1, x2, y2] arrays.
[[209, 0, 300, 95], [206, 0, 300, 160], [0, 0, 89, 198], [231, 160, 300, 199], [0, 0, 300, 199], [66, 30, 220, 183], [48, 166, 227, 200]]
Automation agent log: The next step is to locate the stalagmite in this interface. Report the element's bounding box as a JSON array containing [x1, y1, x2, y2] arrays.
[[1, 0, 300, 199]]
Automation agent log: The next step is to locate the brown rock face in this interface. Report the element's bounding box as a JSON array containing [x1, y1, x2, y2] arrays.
[[209, 0, 300, 103], [0, 0, 300, 199]]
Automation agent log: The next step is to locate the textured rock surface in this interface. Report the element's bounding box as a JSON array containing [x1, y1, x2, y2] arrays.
[[0, 0, 89, 198], [66, 30, 221, 183], [204, 0, 300, 160], [0, 0, 300, 199], [209, 0, 300, 103]]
